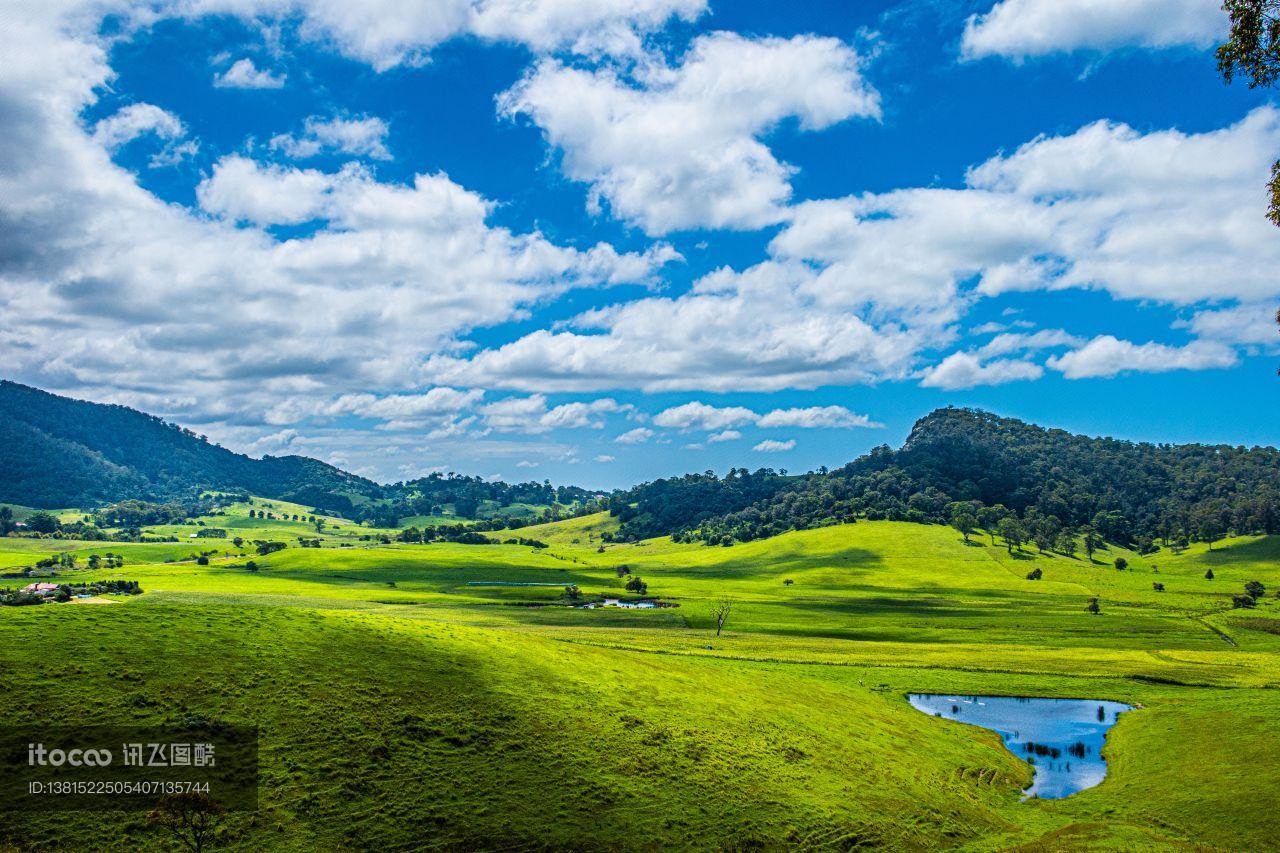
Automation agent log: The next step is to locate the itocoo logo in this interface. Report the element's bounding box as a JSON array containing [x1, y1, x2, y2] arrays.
[[27, 743, 113, 767]]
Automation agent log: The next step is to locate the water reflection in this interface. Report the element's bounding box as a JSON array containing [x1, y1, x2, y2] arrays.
[[908, 694, 1132, 799]]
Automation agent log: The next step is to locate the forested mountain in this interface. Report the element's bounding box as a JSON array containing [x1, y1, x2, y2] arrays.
[[0, 381, 379, 510], [609, 408, 1280, 547]]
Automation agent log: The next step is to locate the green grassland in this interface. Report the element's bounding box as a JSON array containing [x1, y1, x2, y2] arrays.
[[2, 507, 1278, 850]]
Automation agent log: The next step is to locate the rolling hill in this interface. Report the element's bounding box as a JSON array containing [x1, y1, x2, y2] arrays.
[[0, 380, 379, 510]]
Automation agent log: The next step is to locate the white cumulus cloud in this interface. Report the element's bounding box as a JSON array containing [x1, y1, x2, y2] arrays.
[[482, 395, 628, 433], [652, 401, 757, 430], [753, 439, 795, 453], [757, 406, 880, 429], [1047, 336, 1238, 379], [270, 115, 392, 160], [500, 31, 880, 234], [188, 0, 708, 70], [920, 353, 1044, 390], [213, 57, 286, 89], [962, 0, 1225, 61]]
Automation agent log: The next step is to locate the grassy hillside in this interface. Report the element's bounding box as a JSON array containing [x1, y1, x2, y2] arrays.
[[1, 512, 1277, 850]]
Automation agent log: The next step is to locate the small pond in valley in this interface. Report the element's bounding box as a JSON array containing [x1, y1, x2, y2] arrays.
[[577, 598, 662, 609], [908, 694, 1133, 799]]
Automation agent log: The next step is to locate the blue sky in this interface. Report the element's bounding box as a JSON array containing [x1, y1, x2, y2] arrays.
[[1, 0, 1277, 488]]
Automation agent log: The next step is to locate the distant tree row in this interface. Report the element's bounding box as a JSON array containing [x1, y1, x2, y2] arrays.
[[355, 473, 600, 527]]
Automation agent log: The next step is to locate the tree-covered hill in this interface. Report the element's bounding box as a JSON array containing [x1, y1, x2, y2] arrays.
[[358, 472, 601, 527], [0, 381, 379, 510], [609, 408, 1280, 547]]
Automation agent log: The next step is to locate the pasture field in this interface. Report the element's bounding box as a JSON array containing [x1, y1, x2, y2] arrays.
[[1, 508, 1278, 850]]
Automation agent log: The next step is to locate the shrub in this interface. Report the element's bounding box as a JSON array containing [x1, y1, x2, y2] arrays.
[[1233, 594, 1256, 609], [196, 556, 209, 566], [1026, 568, 1042, 581], [625, 576, 648, 596], [1114, 558, 1128, 571], [1204, 569, 1214, 580], [1152, 582, 1164, 592]]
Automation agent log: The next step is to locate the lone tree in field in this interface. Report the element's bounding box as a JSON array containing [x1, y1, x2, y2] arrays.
[[950, 509, 978, 542], [1114, 557, 1128, 572], [149, 793, 225, 853], [713, 599, 733, 637], [1086, 597, 1101, 615], [1205, 568, 1215, 580]]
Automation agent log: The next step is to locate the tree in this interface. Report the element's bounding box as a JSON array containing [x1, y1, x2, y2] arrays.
[[1086, 597, 1101, 615], [148, 793, 225, 853], [1153, 582, 1165, 592], [713, 599, 733, 637], [1055, 531, 1078, 557], [978, 505, 1007, 545], [1245, 580, 1267, 600], [1218, 0, 1280, 225], [1114, 557, 1128, 572], [1205, 568, 1215, 580], [1026, 568, 1043, 581], [27, 511, 60, 534], [1082, 526, 1102, 563], [625, 576, 648, 596], [997, 517, 1027, 553], [950, 510, 978, 542], [1194, 507, 1225, 550], [0, 506, 13, 535]]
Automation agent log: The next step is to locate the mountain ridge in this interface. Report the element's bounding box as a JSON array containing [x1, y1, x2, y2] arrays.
[[0, 380, 378, 510], [3, 382, 1278, 554]]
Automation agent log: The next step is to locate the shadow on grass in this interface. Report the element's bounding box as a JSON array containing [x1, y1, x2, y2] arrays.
[[662, 546, 885, 579]]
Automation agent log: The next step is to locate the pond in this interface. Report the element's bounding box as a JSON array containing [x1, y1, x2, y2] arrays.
[[907, 694, 1133, 799], [576, 598, 661, 609]]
